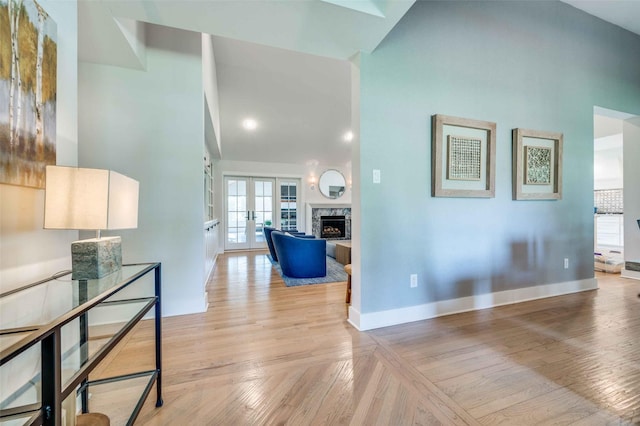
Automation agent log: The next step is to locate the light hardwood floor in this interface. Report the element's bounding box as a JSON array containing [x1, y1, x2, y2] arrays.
[[98, 251, 640, 425]]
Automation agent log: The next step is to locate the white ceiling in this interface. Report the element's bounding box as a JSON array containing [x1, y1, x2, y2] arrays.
[[594, 115, 623, 140], [212, 36, 352, 166], [97, 0, 415, 61], [78, 0, 640, 167], [562, 0, 640, 37], [594, 115, 623, 151]]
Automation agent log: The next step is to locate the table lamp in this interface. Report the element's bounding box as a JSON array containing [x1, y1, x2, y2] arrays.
[[44, 165, 139, 280]]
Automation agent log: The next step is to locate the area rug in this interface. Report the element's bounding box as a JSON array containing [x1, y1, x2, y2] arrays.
[[267, 254, 348, 287]]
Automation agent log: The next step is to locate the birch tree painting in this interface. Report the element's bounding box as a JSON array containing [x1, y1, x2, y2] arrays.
[[0, 0, 56, 188]]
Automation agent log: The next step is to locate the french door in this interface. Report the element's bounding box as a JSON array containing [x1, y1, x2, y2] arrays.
[[225, 176, 275, 250]]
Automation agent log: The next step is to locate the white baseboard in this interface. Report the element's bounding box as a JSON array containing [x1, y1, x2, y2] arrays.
[[162, 297, 209, 317], [348, 278, 598, 331], [621, 269, 640, 280]]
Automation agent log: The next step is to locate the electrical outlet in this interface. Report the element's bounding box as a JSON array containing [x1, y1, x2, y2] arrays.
[[564, 258, 569, 269], [373, 169, 381, 184], [410, 274, 418, 288]]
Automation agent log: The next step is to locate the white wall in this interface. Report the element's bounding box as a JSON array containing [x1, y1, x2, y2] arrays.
[[202, 34, 221, 158], [78, 24, 207, 316], [623, 117, 640, 275], [114, 17, 146, 67], [0, 0, 78, 292], [215, 159, 352, 240], [349, 56, 362, 315], [0, 0, 78, 407], [307, 167, 352, 206], [594, 135, 623, 190]]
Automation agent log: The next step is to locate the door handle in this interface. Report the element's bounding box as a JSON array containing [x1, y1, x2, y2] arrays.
[[251, 211, 256, 221]]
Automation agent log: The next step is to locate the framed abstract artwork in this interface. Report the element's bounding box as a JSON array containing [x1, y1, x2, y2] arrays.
[[512, 128, 563, 200], [432, 114, 496, 198], [1, 0, 57, 188]]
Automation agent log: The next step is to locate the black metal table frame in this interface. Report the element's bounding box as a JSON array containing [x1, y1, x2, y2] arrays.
[[0, 263, 163, 426]]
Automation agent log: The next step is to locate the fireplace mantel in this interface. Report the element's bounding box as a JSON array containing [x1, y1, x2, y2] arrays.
[[307, 203, 351, 209]]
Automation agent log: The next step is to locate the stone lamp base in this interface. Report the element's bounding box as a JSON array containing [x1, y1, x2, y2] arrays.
[[71, 236, 122, 280]]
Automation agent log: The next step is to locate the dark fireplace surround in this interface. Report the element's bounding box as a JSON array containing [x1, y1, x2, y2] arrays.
[[321, 216, 346, 239]]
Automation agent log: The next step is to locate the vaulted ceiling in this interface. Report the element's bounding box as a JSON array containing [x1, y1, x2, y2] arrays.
[[78, 0, 640, 167], [562, 1, 640, 37], [79, 0, 415, 166], [210, 36, 353, 166]]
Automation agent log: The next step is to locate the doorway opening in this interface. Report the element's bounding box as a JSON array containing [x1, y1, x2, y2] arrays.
[[224, 176, 275, 250], [593, 107, 639, 276], [224, 176, 301, 251]]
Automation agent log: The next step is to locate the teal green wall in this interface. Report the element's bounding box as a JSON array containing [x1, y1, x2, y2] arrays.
[[358, 1, 640, 313]]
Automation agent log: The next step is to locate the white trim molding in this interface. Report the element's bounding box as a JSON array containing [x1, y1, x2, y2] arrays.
[[348, 278, 598, 331], [306, 203, 351, 209], [621, 268, 640, 280]]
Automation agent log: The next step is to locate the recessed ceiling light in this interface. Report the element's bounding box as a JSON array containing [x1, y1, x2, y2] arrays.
[[343, 131, 354, 142], [242, 118, 258, 131]]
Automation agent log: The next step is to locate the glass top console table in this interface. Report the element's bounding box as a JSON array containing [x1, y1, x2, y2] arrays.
[[0, 263, 163, 426]]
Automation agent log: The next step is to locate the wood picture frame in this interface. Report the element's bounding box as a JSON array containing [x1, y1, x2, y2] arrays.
[[512, 128, 563, 200], [432, 114, 496, 198]]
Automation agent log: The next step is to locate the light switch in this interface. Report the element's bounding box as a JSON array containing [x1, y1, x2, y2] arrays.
[[373, 169, 381, 184]]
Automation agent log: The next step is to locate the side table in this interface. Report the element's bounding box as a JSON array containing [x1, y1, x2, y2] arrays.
[[334, 241, 352, 265]]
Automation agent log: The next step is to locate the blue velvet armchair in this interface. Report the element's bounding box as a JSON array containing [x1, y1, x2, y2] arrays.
[[264, 226, 312, 262], [264, 227, 280, 261], [270, 231, 327, 278]]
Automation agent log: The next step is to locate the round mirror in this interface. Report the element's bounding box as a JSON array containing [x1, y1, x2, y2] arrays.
[[318, 169, 346, 199]]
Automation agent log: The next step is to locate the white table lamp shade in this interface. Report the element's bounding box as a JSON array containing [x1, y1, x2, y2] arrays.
[[44, 166, 139, 279], [44, 166, 139, 231]]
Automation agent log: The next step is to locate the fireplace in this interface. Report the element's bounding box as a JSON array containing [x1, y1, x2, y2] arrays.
[[321, 216, 346, 239], [307, 204, 351, 240]]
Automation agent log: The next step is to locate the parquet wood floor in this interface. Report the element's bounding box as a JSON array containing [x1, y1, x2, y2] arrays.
[[97, 251, 640, 425]]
